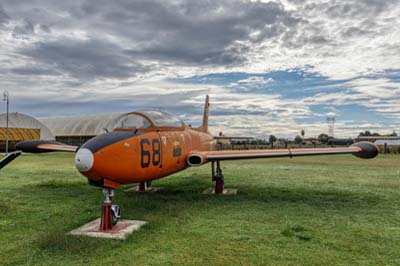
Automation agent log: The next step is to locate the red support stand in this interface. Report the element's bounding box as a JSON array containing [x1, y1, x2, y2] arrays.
[[213, 160, 224, 194], [215, 177, 224, 194], [100, 202, 113, 231], [99, 188, 116, 232], [138, 181, 147, 191]]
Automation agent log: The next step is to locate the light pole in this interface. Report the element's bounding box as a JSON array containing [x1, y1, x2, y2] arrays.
[[3, 91, 9, 155]]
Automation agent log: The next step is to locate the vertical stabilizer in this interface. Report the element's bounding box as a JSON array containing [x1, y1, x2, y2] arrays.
[[197, 95, 209, 133]]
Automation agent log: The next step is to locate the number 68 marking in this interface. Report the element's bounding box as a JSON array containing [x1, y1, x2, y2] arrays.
[[140, 138, 161, 168]]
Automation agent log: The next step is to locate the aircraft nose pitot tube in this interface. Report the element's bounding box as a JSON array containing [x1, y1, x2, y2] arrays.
[[75, 148, 94, 172], [351, 141, 379, 159]]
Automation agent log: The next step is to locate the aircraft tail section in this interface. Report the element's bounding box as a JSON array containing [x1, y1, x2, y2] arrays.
[[197, 95, 210, 133]]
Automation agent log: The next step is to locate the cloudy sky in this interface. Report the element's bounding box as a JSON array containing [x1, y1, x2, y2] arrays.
[[0, 0, 399, 138]]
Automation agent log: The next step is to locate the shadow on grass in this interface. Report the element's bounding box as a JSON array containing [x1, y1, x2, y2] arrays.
[[0, 202, 10, 215], [19, 180, 96, 199], [238, 186, 381, 209], [281, 225, 312, 241], [35, 180, 84, 188], [8, 176, 383, 260], [36, 231, 99, 254], [19, 177, 383, 227], [27, 176, 383, 212], [157, 175, 382, 209], [35, 230, 127, 257]]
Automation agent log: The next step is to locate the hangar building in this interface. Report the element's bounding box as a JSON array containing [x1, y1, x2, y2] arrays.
[[40, 113, 125, 146], [0, 112, 54, 151], [2, 111, 183, 148]]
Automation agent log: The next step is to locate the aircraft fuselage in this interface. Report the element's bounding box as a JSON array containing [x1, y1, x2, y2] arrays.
[[76, 126, 216, 187]]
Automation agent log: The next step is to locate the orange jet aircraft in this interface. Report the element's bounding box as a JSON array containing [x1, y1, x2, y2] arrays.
[[1, 96, 379, 231]]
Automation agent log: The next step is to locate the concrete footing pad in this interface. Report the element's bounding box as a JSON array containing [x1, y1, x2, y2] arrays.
[[124, 186, 163, 193], [202, 188, 238, 195], [69, 218, 147, 240]]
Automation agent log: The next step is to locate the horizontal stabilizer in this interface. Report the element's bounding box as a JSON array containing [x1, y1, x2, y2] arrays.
[[0, 151, 22, 170]]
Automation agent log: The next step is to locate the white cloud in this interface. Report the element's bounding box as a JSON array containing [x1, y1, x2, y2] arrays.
[[1, 0, 399, 80], [301, 76, 400, 118], [237, 76, 274, 85], [0, 0, 399, 138]]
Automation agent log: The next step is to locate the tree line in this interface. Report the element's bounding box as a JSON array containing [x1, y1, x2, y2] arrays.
[[231, 130, 398, 146]]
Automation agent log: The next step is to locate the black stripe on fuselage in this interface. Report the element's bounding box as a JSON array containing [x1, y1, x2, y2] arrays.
[[81, 130, 144, 153]]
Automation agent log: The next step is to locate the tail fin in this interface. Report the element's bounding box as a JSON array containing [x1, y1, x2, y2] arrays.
[[197, 95, 209, 133]]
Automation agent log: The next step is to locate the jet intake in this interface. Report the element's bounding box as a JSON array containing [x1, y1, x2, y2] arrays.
[[187, 153, 207, 167]]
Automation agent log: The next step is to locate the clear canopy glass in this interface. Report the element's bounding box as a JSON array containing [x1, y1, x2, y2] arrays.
[[115, 114, 152, 129], [115, 110, 183, 129], [140, 110, 183, 128]]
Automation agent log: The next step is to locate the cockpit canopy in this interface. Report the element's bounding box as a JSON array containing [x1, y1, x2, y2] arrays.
[[114, 110, 183, 130]]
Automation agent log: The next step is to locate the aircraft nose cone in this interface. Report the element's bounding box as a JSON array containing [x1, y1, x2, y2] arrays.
[[75, 148, 94, 173]]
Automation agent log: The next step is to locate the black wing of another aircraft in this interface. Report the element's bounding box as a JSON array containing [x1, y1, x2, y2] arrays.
[[0, 151, 22, 170]]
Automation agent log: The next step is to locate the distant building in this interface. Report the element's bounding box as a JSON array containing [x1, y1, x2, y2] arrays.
[[0, 112, 54, 151], [327, 138, 354, 146], [303, 137, 319, 145], [40, 113, 125, 146], [357, 136, 400, 142], [374, 139, 400, 146]]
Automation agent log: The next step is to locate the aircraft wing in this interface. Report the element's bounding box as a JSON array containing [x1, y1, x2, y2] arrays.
[[187, 142, 379, 166], [16, 140, 79, 153], [0, 141, 77, 170], [0, 151, 22, 170]]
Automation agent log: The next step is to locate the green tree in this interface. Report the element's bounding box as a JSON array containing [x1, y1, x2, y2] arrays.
[[277, 138, 287, 145], [301, 129, 305, 139], [359, 130, 372, 137], [318, 133, 329, 144], [294, 135, 303, 144], [269, 135, 277, 149], [359, 130, 381, 137]]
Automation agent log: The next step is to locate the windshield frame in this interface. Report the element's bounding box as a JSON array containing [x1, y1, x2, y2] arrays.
[[113, 112, 155, 131], [139, 110, 184, 128], [113, 111, 185, 131]]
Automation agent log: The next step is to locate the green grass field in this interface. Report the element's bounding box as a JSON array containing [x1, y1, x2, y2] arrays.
[[0, 153, 399, 266]]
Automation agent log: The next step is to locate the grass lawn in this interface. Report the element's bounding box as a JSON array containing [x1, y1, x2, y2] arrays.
[[0, 153, 399, 266]]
